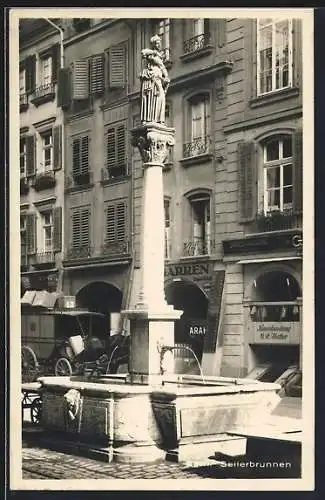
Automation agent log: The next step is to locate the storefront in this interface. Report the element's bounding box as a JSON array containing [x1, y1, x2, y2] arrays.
[[164, 260, 225, 374]]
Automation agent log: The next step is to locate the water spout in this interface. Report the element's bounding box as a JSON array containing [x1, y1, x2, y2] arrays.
[[159, 344, 206, 385], [106, 345, 119, 374]]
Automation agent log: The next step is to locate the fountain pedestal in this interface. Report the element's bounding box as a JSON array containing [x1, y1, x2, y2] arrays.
[[122, 123, 183, 385]]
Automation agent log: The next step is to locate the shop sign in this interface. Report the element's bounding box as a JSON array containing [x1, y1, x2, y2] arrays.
[[187, 320, 207, 338], [250, 322, 301, 344], [165, 262, 210, 277]]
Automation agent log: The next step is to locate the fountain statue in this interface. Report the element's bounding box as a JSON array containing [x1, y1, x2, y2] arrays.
[[34, 32, 282, 466]]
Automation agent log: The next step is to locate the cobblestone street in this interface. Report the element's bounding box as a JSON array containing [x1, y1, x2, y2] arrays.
[[22, 438, 235, 480]]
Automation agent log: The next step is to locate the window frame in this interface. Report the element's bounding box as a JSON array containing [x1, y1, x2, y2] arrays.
[[261, 135, 293, 214], [20, 137, 27, 177], [19, 69, 26, 95], [183, 191, 213, 257], [40, 210, 54, 252], [256, 18, 293, 97], [40, 129, 53, 172], [153, 18, 171, 61], [39, 54, 53, 87], [105, 122, 127, 180]]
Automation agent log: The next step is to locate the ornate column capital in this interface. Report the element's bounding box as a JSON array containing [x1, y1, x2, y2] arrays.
[[131, 123, 175, 165]]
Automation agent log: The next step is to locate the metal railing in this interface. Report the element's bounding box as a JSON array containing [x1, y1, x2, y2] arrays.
[[183, 238, 214, 257], [65, 241, 130, 261], [183, 136, 211, 158], [65, 171, 93, 190], [34, 251, 55, 265], [183, 33, 211, 55], [31, 82, 55, 100], [101, 240, 130, 256], [66, 245, 93, 260], [19, 93, 28, 106], [251, 209, 302, 233], [100, 167, 128, 183]]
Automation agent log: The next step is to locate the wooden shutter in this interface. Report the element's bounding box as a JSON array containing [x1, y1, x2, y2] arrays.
[[57, 68, 71, 108], [26, 213, 36, 254], [109, 43, 126, 88], [72, 138, 81, 177], [216, 19, 226, 47], [90, 53, 105, 95], [72, 59, 89, 99], [72, 208, 90, 248], [116, 202, 127, 241], [53, 125, 62, 171], [53, 207, 62, 252], [106, 128, 116, 170], [117, 125, 126, 167], [80, 136, 89, 174], [293, 129, 303, 214], [51, 44, 60, 83], [204, 271, 225, 353], [105, 204, 116, 242], [238, 141, 257, 223], [26, 135, 35, 177], [25, 55, 36, 93]]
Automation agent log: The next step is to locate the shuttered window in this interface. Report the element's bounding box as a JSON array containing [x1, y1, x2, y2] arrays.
[[53, 206, 62, 252], [71, 207, 90, 249], [72, 135, 90, 185], [25, 55, 36, 93], [238, 141, 257, 222], [26, 134, 36, 177], [53, 125, 62, 171], [109, 43, 127, 88], [58, 67, 71, 108], [105, 124, 127, 179], [90, 54, 105, 95], [104, 201, 128, 254], [26, 213, 37, 254], [72, 59, 89, 100]]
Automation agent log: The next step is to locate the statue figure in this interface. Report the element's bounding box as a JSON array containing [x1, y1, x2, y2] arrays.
[[140, 34, 170, 124]]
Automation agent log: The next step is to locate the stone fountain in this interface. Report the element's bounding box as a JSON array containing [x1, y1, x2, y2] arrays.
[[36, 35, 281, 464]]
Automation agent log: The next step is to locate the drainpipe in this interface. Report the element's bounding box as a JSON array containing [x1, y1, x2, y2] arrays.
[[44, 18, 65, 293]]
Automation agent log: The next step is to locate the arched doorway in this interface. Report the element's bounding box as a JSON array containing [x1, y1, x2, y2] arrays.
[[247, 269, 302, 388], [165, 279, 208, 372], [76, 281, 123, 333]]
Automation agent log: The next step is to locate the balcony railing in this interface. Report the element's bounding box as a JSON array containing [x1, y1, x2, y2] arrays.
[[251, 209, 302, 233], [32, 169, 56, 191], [33, 251, 55, 266], [65, 241, 130, 261], [183, 238, 214, 257], [183, 136, 211, 159], [101, 240, 130, 257], [100, 167, 128, 184], [183, 33, 211, 55], [30, 82, 56, 105], [65, 171, 93, 191]]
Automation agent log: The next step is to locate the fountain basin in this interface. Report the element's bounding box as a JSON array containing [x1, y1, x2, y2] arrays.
[[37, 374, 281, 463]]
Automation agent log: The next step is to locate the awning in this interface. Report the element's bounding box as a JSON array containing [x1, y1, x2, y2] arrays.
[[21, 290, 62, 309], [237, 256, 301, 265]]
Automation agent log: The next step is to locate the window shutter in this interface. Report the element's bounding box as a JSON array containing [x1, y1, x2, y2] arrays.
[[58, 68, 71, 108], [116, 202, 127, 241], [72, 208, 90, 248], [238, 141, 257, 223], [80, 136, 89, 174], [106, 128, 116, 170], [117, 125, 126, 167], [90, 53, 105, 95], [72, 138, 81, 177], [53, 125, 62, 171], [109, 43, 126, 88], [105, 204, 116, 242], [293, 129, 303, 214], [80, 209, 90, 247], [51, 44, 60, 83], [26, 134, 35, 177], [53, 207, 62, 252], [216, 19, 226, 47], [204, 19, 210, 35], [72, 59, 89, 100], [25, 55, 36, 93], [26, 213, 36, 254]]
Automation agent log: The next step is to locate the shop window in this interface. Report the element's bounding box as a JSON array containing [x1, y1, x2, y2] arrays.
[[184, 193, 211, 256], [257, 18, 293, 96], [183, 93, 211, 159], [263, 136, 293, 213]]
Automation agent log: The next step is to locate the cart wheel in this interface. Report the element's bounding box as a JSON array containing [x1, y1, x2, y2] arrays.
[[30, 397, 42, 425], [54, 357, 73, 377], [21, 346, 39, 383]]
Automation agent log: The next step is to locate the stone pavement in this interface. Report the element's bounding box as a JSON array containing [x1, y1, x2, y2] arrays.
[[22, 438, 238, 480]]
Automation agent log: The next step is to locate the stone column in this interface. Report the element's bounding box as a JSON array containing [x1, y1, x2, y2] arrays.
[[121, 122, 182, 385]]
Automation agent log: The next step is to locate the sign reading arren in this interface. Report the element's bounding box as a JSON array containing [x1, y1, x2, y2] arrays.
[[164, 263, 210, 277]]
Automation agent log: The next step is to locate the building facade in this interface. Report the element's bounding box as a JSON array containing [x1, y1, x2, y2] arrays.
[[19, 19, 64, 302], [20, 16, 303, 379]]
